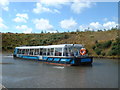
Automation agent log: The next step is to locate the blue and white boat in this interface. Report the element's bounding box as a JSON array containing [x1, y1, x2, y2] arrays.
[[13, 44, 93, 66]]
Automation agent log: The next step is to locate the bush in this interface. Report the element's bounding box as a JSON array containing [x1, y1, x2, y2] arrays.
[[102, 40, 112, 48], [107, 50, 117, 56], [112, 41, 117, 46], [96, 43, 102, 48], [95, 40, 98, 44], [111, 45, 118, 50], [7, 46, 13, 49], [95, 40, 112, 49], [101, 52, 105, 56], [108, 38, 120, 56], [110, 45, 120, 55], [116, 37, 120, 44], [94, 49, 102, 55], [92, 46, 96, 50]]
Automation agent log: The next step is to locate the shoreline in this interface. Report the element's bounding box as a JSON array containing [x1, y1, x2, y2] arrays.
[[2, 52, 119, 59], [90, 55, 120, 59]]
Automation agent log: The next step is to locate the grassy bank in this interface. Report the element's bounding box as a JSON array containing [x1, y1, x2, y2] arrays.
[[2, 29, 120, 58]]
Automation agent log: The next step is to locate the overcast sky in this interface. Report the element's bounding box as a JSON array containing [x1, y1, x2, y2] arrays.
[[0, 0, 118, 33]]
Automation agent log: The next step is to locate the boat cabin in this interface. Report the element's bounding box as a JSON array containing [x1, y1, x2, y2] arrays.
[[14, 44, 85, 57]]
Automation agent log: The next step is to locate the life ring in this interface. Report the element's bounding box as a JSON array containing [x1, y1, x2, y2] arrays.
[[80, 48, 86, 55]]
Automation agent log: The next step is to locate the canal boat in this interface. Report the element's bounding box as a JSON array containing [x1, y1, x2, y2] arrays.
[[13, 44, 93, 66]]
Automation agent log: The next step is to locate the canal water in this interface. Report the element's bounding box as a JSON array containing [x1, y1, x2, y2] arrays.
[[1, 54, 119, 88]]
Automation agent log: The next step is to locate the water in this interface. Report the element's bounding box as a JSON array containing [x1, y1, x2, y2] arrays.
[[1, 54, 119, 88]]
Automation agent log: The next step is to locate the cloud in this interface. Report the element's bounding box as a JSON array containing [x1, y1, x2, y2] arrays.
[[35, 0, 95, 14], [33, 18, 53, 30], [33, 3, 60, 14], [39, 0, 70, 7], [103, 21, 118, 30], [89, 22, 103, 30], [16, 13, 28, 19], [71, 1, 94, 14], [13, 13, 29, 23], [79, 21, 118, 31], [0, 0, 9, 11], [0, 17, 8, 29], [16, 25, 32, 33], [60, 18, 77, 29], [33, 3, 52, 13]]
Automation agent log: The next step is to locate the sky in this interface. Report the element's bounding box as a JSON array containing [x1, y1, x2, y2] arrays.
[[0, 0, 118, 33]]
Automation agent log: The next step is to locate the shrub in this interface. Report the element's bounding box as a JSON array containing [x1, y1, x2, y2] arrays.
[[111, 45, 118, 50], [94, 49, 102, 55], [95, 40, 98, 44], [92, 46, 96, 50], [108, 39, 120, 56], [102, 40, 112, 48], [107, 50, 117, 56], [7, 46, 13, 49], [101, 52, 105, 56], [96, 43, 102, 48], [116, 37, 120, 44]]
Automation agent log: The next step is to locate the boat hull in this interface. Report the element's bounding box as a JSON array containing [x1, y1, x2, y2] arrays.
[[13, 54, 93, 66]]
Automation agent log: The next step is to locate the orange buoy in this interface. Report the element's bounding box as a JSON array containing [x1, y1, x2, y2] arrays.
[[80, 48, 86, 55]]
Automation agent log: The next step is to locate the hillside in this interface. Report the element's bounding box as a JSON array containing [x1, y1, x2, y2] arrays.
[[2, 29, 120, 58]]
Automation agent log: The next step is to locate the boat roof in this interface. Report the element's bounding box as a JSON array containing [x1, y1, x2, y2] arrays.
[[15, 44, 83, 49]]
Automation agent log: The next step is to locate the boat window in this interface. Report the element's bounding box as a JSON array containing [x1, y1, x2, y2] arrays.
[[17, 49, 20, 54], [29, 49, 34, 55], [34, 49, 39, 55], [47, 48, 54, 56], [47, 48, 50, 56], [72, 47, 79, 56], [24, 49, 28, 55], [55, 48, 62, 56], [40, 48, 43, 55], [63, 48, 67, 56], [20, 49, 22, 54], [27, 49, 30, 55], [24, 49, 26, 54], [22, 49, 25, 54], [63, 47, 74, 56], [50, 48, 54, 56], [67, 47, 72, 56], [43, 48, 46, 56]]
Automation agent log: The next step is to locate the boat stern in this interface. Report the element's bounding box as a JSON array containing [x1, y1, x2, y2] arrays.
[[73, 57, 93, 65]]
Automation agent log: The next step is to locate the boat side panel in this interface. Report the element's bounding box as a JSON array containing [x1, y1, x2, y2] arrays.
[[81, 58, 92, 62], [53, 58, 60, 62], [22, 55, 39, 60], [15, 54, 92, 65], [74, 57, 93, 65], [16, 54, 39, 60], [43, 57, 48, 60], [59, 58, 72, 64], [47, 57, 53, 61]]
